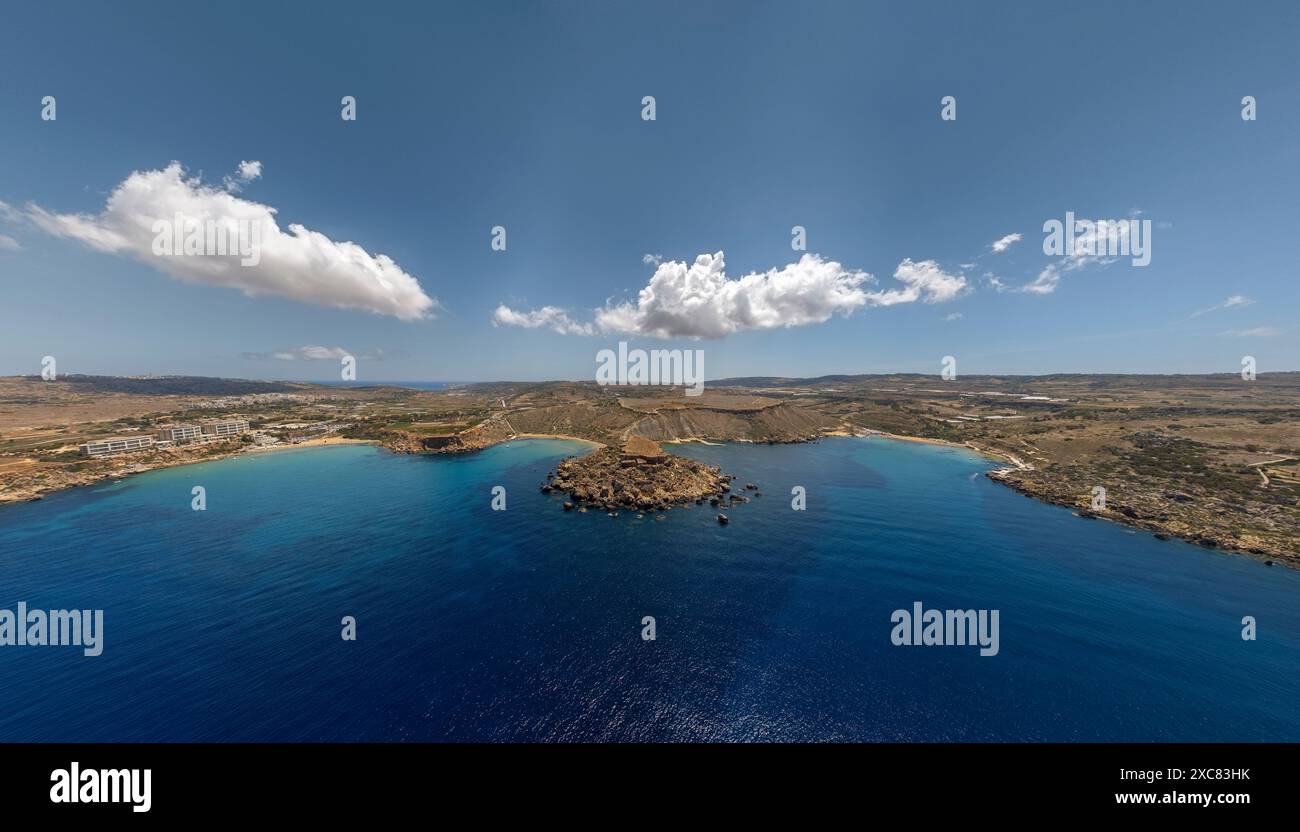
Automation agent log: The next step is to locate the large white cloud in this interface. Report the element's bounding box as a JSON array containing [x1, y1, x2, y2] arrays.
[[20, 162, 437, 321], [494, 251, 966, 339]]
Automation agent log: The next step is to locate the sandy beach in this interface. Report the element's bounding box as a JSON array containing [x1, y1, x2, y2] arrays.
[[242, 437, 377, 454]]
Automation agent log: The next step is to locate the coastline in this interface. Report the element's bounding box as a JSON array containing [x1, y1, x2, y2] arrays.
[[242, 437, 376, 454], [0, 437, 379, 506], [831, 430, 1293, 564], [843, 429, 1031, 471], [2, 430, 1291, 567]]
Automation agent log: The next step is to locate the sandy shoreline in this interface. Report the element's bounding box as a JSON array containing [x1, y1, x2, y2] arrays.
[[825, 429, 1032, 470], [0, 437, 381, 506], [242, 436, 376, 454], [0, 430, 1031, 508]]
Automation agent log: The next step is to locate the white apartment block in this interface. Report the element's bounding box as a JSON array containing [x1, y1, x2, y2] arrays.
[[200, 418, 251, 438], [79, 436, 155, 457], [155, 424, 203, 444]]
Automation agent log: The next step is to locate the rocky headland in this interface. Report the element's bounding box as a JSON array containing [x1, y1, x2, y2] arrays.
[[987, 465, 1297, 567]]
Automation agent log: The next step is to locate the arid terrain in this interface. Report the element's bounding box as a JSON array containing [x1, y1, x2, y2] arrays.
[[1, 372, 1296, 566]]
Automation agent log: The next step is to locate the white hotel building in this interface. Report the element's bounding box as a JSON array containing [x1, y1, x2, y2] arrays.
[[79, 436, 155, 457], [155, 424, 204, 444], [200, 418, 251, 438]]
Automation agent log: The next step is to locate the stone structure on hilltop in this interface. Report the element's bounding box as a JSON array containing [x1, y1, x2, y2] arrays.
[[620, 436, 669, 466]]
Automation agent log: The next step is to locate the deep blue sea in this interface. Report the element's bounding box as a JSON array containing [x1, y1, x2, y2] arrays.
[[1, 437, 1297, 741]]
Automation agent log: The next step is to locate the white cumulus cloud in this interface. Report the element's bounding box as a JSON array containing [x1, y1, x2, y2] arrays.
[[493, 251, 966, 340], [864, 258, 968, 307], [593, 252, 876, 338], [20, 162, 437, 321]]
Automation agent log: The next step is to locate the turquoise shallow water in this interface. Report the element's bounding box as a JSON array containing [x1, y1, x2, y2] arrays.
[[0, 436, 1296, 741]]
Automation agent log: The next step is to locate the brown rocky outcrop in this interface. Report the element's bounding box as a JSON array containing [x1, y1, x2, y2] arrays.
[[548, 439, 736, 513]]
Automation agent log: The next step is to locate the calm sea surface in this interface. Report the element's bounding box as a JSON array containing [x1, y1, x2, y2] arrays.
[[1, 437, 1296, 741]]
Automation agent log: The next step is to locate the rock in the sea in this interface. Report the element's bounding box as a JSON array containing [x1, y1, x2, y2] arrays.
[[717, 513, 729, 525], [548, 438, 735, 514]]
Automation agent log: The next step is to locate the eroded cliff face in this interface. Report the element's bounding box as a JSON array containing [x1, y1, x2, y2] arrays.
[[543, 441, 741, 513], [381, 414, 516, 454], [624, 403, 834, 444]]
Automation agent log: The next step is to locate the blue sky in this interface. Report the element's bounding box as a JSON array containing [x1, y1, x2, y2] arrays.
[[1, 1, 1297, 381]]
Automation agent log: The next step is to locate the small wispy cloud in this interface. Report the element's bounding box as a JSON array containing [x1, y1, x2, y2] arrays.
[[242, 345, 384, 361], [0, 233, 19, 251], [990, 232, 1021, 253], [945, 312, 963, 321], [491, 304, 595, 336], [1190, 295, 1252, 318], [222, 160, 263, 192], [1019, 219, 1135, 295], [1220, 326, 1281, 338], [642, 253, 663, 266]]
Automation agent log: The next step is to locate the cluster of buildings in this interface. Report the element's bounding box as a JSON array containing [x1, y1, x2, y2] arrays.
[[78, 418, 251, 458], [184, 393, 314, 410]]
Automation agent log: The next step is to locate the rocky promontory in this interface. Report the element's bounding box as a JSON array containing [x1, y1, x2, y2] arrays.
[[544, 437, 737, 513]]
